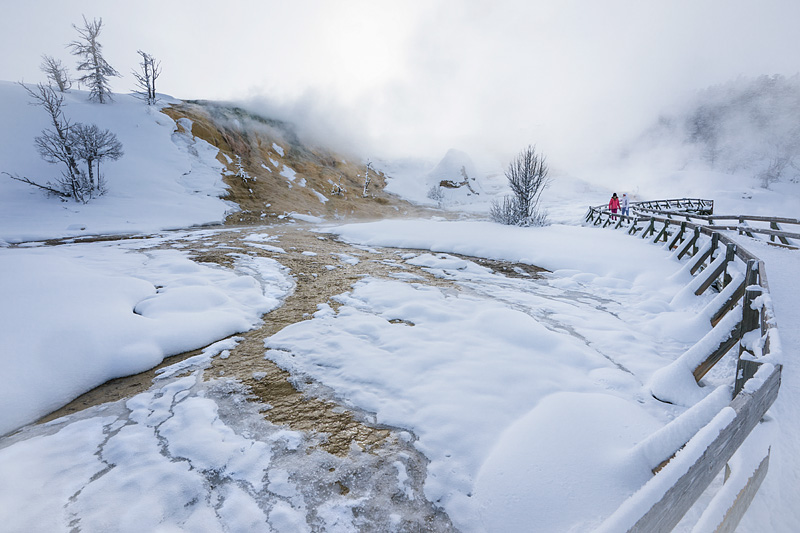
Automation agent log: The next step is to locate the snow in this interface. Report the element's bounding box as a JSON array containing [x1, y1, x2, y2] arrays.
[[596, 406, 739, 533], [474, 392, 660, 532], [280, 165, 297, 182], [0, 82, 235, 243], [375, 152, 505, 213], [313, 189, 329, 203], [263, 220, 733, 530], [1, 80, 799, 531], [0, 236, 292, 435], [648, 308, 742, 405]]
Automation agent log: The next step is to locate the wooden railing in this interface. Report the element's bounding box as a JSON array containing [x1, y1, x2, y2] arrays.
[[585, 200, 784, 533], [632, 207, 800, 249], [634, 197, 715, 215]]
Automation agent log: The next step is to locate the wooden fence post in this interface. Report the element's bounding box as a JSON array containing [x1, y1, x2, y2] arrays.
[[690, 232, 720, 276], [677, 227, 701, 260], [653, 221, 671, 243], [642, 217, 656, 239], [667, 221, 686, 250], [694, 243, 736, 296], [735, 260, 760, 397], [723, 242, 736, 287]]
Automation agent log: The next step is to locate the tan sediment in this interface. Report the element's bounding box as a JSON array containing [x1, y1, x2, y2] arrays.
[[161, 102, 442, 226]]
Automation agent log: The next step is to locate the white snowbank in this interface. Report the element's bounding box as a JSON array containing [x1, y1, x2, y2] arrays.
[[473, 392, 660, 532], [0, 238, 292, 436]]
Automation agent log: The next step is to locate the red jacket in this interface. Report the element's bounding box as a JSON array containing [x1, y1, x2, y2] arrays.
[[609, 197, 620, 211]]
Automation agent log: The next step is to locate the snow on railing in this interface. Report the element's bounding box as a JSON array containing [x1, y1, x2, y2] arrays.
[[584, 200, 784, 533], [630, 207, 800, 249], [634, 197, 715, 215]]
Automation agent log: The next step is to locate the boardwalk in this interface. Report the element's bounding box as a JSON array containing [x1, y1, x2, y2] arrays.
[[587, 198, 795, 532]]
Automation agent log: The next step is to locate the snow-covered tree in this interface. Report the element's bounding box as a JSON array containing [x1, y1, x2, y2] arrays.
[[331, 174, 346, 196], [427, 184, 445, 206], [39, 55, 72, 92], [490, 145, 550, 226], [234, 155, 252, 180], [21, 83, 84, 199], [68, 16, 119, 103], [4, 83, 123, 203], [362, 160, 373, 197], [72, 123, 124, 194], [132, 50, 161, 105]]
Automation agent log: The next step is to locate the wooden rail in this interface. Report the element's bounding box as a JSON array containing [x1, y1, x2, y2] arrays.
[[634, 198, 715, 215], [632, 207, 800, 248], [585, 199, 784, 533]]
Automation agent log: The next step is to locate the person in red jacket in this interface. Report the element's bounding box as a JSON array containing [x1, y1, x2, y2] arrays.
[[609, 193, 620, 221]]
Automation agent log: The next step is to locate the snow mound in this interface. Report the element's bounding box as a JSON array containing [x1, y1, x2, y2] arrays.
[[426, 148, 484, 204], [473, 392, 660, 532], [427, 148, 479, 187], [0, 238, 292, 436]]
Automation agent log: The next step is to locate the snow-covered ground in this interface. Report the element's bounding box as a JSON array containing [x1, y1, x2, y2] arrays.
[[1, 81, 799, 531], [0, 230, 293, 436]]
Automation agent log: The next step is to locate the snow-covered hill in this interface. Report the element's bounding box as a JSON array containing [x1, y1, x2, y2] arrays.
[[0, 81, 235, 243]]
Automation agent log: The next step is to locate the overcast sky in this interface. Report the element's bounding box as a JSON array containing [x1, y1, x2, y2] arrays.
[[3, 0, 800, 165]]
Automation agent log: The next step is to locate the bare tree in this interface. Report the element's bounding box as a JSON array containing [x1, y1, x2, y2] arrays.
[[68, 16, 119, 103], [490, 145, 550, 226], [40, 55, 72, 92], [362, 160, 373, 197], [331, 174, 346, 196], [4, 83, 123, 203], [489, 195, 521, 225], [19, 83, 85, 200], [132, 50, 161, 105], [426, 184, 445, 206], [71, 123, 124, 195]]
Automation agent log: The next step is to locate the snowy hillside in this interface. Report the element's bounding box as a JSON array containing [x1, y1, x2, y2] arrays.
[[0, 81, 236, 243]]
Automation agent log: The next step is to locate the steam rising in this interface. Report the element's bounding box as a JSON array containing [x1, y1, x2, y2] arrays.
[[3, 0, 800, 173]]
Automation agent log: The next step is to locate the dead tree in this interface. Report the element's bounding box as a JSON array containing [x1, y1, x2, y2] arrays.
[[132, 50, 161, 105], [71, 123, 124, 195], [68, 16, 119, 103], [20, 83, 85, 200], [491, 145, 550, 226], [40, 55, 72, 92], [362, 160, 373, 197], [331, 174, 346, 196], [5, 83, 123, 203]]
